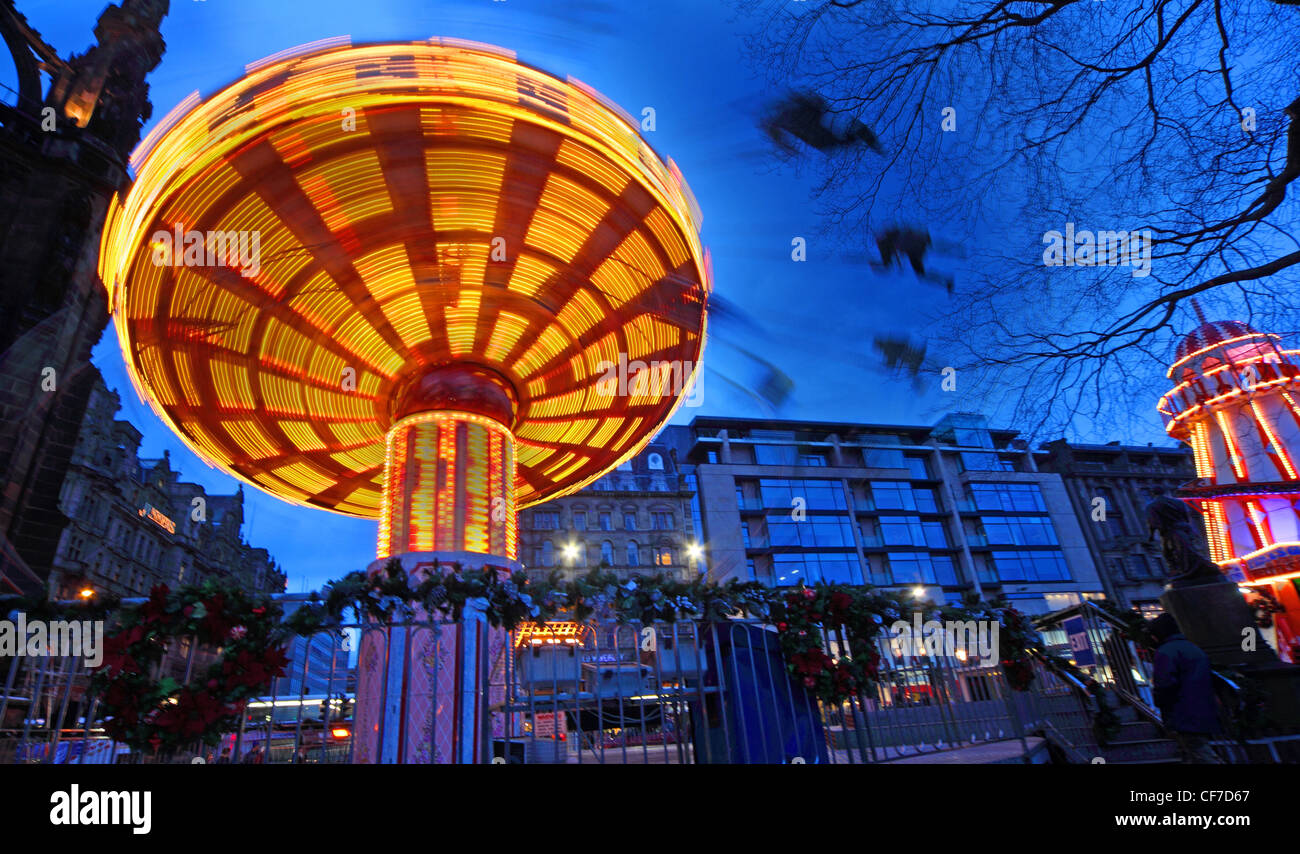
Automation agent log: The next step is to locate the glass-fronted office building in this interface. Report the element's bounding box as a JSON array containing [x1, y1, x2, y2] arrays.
[[663, 413, 1104, 615]]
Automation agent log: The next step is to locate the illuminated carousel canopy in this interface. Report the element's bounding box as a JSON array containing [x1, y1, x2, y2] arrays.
[[98, 38, 710, 518]]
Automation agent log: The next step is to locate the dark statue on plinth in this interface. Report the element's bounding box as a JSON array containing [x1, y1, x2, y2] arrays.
[[1144, 491, 1224, 587]]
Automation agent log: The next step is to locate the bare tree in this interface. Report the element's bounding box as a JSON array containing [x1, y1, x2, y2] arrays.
[[738, 0, 1300, 438]]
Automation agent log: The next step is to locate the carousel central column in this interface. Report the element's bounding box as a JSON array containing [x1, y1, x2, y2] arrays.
[[354, 366, 519, 764]]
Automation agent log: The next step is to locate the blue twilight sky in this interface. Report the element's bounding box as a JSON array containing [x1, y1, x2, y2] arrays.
[[5, 0, 1172, 589]]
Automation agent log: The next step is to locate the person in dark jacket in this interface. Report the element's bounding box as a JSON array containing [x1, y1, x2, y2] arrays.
[[1149, 613, 1222, 763]]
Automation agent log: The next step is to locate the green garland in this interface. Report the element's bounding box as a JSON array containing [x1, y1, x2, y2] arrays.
[[285, 560, 1044, 706], [15, 562, 1060, 749]]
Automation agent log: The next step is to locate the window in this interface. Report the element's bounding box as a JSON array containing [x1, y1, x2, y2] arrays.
[[959, 452, 1011, 472], [624, 512, 637, 531], [990, 550, 1071, 582], [707, 451, 718, 463], [599, 512, 612, 531], [980, 516, 1059, 546], [651, 511, 673, 529], [572, 511, 587, 531], [967, 483, 1046, 512], [871, 482, 936, 512], [654, 547, 673, 566], [755, 444, 797, 466], [600, 541, 614, 565], [772, 553, 860, 585], [540, 541, 555, 567], [863, 447, 905, 468], [767, 514, 855, 547], [532, 511, 560, 530], [912, 487, 938, 512], [648, 453, 664, 470], [880, 517, 922, 547], [759, 479, 847, 510], [627, 541, 640, 566], [741, 522, 752, 548], [904, 455, 931, 479], [886, 552, 937, 585]]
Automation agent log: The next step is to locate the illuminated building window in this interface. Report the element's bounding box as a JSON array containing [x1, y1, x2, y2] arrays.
[[648, 453, 664, 470], [654, 547, 673, 566]]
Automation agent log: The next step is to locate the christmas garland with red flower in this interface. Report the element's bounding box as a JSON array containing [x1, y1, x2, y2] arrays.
[[766, 584, 1043, 705], [88, 581, 290, 753], [285, 562, 1044, 708]]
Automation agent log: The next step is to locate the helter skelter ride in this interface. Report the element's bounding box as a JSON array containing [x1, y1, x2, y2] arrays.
[[97, 39, 710, 763]]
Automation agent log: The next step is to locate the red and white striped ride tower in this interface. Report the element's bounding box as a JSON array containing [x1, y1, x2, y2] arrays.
[[1158, 305, 1300, 662]]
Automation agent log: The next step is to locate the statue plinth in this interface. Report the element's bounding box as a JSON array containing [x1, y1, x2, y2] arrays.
[[1161, 578, 1300, 734], [1160, 577, 1276, 669]]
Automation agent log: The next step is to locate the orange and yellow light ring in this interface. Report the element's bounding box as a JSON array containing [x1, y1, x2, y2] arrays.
[[98, 39, 709, 518]]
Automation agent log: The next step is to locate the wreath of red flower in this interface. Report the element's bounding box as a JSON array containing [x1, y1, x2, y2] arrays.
[[772, 585, 887, 705], [89, 583, 289, 753]]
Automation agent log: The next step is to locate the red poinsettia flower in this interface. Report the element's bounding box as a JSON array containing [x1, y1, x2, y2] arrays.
[[98, 625, 147, 675], [199, 593, 235, 641], [139, 585, 170, 626]]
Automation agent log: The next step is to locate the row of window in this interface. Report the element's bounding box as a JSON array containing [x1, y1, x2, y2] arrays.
[[530, 540, 675, 568], [531, 510, 675, 531], [870, 481, 939, 512], [749, 548, 1073, 587], [967, 482, 1047, 512], [976, 515, 1059, 547], [985, 550, 1071, 582], [729, 444, 933, 477]]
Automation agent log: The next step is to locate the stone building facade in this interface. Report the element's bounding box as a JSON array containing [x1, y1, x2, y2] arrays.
[[0, 0, 169, 595], [1035, 439, 1198, 612], [49, 369, 286, 600], [518, 440, 701, 584]]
